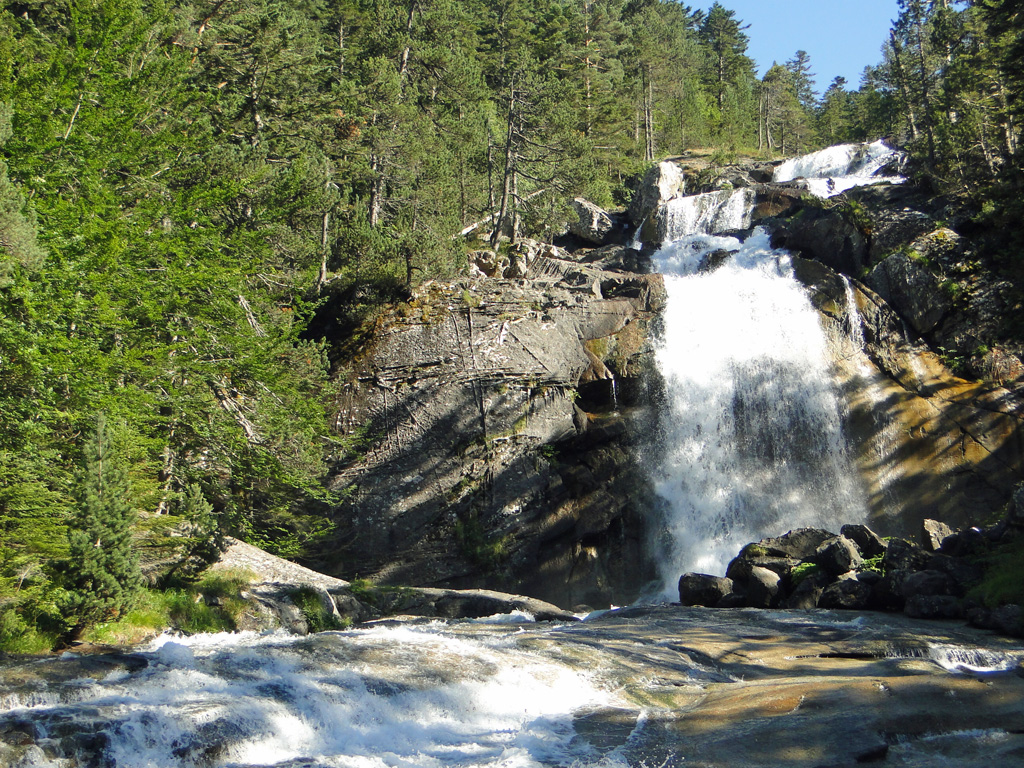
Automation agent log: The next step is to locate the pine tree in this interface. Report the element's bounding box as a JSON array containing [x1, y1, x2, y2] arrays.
[[64, 415, 143, 637]]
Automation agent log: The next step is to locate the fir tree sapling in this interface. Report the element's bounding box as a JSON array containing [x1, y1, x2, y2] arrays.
[[64, 415, 143, 639]]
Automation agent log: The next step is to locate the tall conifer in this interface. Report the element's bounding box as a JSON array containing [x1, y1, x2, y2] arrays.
[[65, 415, 143, 637]]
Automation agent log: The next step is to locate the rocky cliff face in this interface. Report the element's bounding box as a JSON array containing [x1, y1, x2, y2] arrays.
[[315, 241, 665, 608], [315, 150, 1024, 607], [768, 188, 1024, 535]]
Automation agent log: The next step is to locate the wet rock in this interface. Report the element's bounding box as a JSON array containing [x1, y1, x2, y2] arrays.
[[814, 535, 863, 576], [904, 594, 963, 620], [746, 566, 781, 608], [866, 252, 951, 334], [901, 570, 956, 600], [841, 524, 888, 558], [783, 568, 830, 610], [921, 518, 955, 552], [678, 573, 734, 607], [756, 528, 836, 560], [628, 161, 684, 226], [569, 198, 616, 245], [818, 578, 872, 609]]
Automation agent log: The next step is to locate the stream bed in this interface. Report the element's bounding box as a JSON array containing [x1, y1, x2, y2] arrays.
[[2, 606, 1023, 767]]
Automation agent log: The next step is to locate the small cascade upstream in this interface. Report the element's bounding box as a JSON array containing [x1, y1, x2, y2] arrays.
[[646, 142, 907, 595], [773, 139, 905, 197]]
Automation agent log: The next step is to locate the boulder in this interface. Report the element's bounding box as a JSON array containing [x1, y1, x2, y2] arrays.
[[920, 518, 954, 552], [726, 554, 800, 583], [678, 573, 734, 607], [570, 198, 616, 245], [840, 524, 887, 558], [818, 578, 872, 610], [924, 553, 982, 595], [1011, 483, 1024, 528], [900, 570, 956, 600], [937, 527, 991, 558], [771, 206, 869, 277], [628, 161, 684, 226], [874, 538, 931, 610], [904, 594, 963, 620], [746, 566, 781, 608], [783, 568, 830, 610], [813, 535, 863, 576], [755, 528, 836, 560], [866, 252, 951, 334]]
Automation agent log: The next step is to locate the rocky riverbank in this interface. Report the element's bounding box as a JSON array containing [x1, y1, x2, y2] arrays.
[[678, 485, 1024, 638]]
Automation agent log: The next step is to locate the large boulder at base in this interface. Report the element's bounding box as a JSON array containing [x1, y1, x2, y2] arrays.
[[840, 524, 887, 558], [569, 198, 616, 245], [813, 535, 863, 576], [818, 578, 872, 610], [678, 573, 734, 607], [783, 568, 830, 610], [628, 161, 684, 226], [746, 566, 781, 608]]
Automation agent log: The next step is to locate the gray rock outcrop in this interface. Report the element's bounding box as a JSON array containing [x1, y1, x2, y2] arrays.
[[569, 198, 616, 245], [316, 240, 666, 608], [628, 161, 684, 227]]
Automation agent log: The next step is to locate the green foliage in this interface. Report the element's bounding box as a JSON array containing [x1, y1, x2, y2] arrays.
[[455, 514, 509, 571], [969, 537, 1024, 609], [63, 415, 144, 637], [291, 586, 350, 632], [789, 561, 822, 586], [858, 554, 885, 575]]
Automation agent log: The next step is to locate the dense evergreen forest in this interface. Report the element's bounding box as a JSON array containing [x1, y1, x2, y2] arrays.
[[1, 0, 1022, 649]]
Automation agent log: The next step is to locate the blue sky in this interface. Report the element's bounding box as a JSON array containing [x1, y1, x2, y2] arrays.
[[710, 1, 900, 93]]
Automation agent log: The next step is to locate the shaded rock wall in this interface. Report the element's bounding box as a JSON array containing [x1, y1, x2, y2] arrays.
[[317, 243, 665, 608]]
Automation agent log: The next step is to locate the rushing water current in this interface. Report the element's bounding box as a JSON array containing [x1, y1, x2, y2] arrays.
[[3, 608, 1022, 768], [647, 141, 905, 593]]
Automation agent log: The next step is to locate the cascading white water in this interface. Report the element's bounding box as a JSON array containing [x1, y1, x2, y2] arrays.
[[649, 229, 865, 594], [644, 143, 912, 596], [773, 139, 905, 197], [7, 623, 626, 768], [660, 187, 755, 240]]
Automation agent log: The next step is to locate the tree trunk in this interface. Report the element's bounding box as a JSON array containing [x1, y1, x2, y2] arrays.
[[491, 77, 518, 247]]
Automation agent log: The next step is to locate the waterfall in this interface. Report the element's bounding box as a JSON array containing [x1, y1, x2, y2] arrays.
[[649, 230, 865, 594], [660, 187, 755, 241], [645, 145, 905, 596], [773, 140, 905, 198]]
